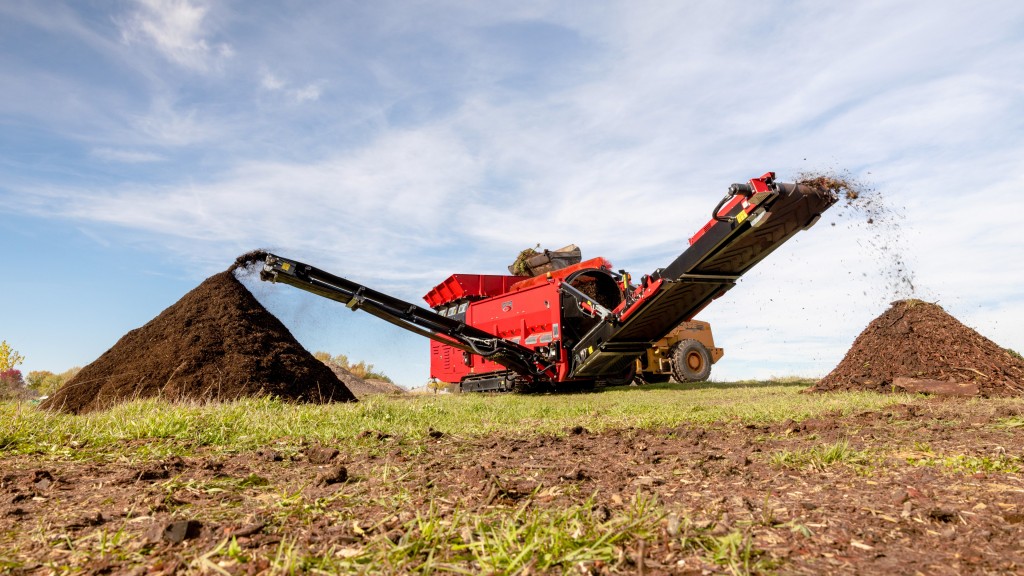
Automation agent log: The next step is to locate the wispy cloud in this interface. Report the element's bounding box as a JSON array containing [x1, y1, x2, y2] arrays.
[[117, 0, 232, 72], [260, 68, 324, 103], [91, 147, 165, 163]]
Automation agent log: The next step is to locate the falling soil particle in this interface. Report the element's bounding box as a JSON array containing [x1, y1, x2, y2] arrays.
[[810, 299, 1024, 396], [42, 256, 356, 414], [798, 170, 917, 300]]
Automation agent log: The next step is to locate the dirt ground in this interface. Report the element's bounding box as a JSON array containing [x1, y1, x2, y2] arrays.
[[3, 398, 1024, 574]]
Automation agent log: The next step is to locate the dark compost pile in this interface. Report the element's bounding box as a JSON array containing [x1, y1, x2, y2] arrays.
[[811, 299, 1024, 397], [43, 257, 355, 414]]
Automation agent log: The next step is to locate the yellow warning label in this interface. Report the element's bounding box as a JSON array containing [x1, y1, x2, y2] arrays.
[[282, 262, 291, 271], [736, 210, 748, 224]]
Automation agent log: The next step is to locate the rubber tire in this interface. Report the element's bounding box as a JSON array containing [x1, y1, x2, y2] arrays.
[[638, 372, 671, 384], [670, 339, 712, 382]]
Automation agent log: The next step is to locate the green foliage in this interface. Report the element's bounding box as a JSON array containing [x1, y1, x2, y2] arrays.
[[0, 369, 28, 401], [510, 245, 540, 276], [426, 379, 449, 394], [26, 367, 80, 396], [906, 453, 1022, 473], [0, 340, 24, 372], [1006, 348, 1024, 361], [770, 440, 870, 470], [313, 351, 394, 383]]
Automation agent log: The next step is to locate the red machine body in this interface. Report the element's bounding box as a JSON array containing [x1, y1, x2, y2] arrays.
[[425, 258, 615, 386]]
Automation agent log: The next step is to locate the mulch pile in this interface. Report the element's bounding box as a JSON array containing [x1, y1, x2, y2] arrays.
[[42, 254, 356, 414], [811, 299, 1024, 397]]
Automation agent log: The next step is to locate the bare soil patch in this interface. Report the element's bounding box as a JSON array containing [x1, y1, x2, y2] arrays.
[[812, 300, 1024, 397], [3, 400, 1024, 574], [42, 262, 355, 414]]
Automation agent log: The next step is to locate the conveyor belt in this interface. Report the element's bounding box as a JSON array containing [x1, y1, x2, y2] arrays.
[[570, 181, 836, 378]]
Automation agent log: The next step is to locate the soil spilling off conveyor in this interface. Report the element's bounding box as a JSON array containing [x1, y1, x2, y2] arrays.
[[811, 300, 1024, 397], [797, 171, 916, 299], [42, 254, 355, 414]]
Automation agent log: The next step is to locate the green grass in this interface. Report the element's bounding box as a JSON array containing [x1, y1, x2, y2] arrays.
[[769, 440, 871, 470], [0, 380, 916, 457], [905, 453, 1022, 474]]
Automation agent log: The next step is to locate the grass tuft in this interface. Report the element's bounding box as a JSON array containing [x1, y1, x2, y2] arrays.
[[770, 440, 870, 470]]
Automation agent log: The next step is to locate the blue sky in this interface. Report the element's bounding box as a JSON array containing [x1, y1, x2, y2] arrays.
[[3, 0, 1023, 387]]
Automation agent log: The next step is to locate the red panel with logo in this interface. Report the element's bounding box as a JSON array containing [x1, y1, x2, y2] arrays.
[[429, 280, 564, 383]]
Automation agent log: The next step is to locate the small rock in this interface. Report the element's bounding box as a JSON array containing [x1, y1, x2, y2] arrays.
[[317, 464, 348, 486], [427, 429, 444, 439], [665, 513, 681, 537], [32, 470, 54, 491], [257, 448, 283, 462], [150, 520, 202, 543], [569, 425, 587, 435], [306, 445, 340, 465], [560, 468, 590, 482], [928, 507, 958, 523]]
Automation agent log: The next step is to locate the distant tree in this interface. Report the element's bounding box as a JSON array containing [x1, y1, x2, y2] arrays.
[[0, 340, 24, 372], [26, 367, 80, 397], [313, 351, 394, 383], [26, 370, 54, 391], [0, 369, 26, 400], [0, 369, 23, 385], [0, 341, 28, 400]]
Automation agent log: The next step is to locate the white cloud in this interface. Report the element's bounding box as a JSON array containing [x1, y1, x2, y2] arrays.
[[291, 84, 322, 103], [260, 70, 285, 91], [129, 99, 217, 146], [8, 126, 482, 290], [259, 67, 324, 104], [118, 0, 231, 72], [92, 147, 165, 163]]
